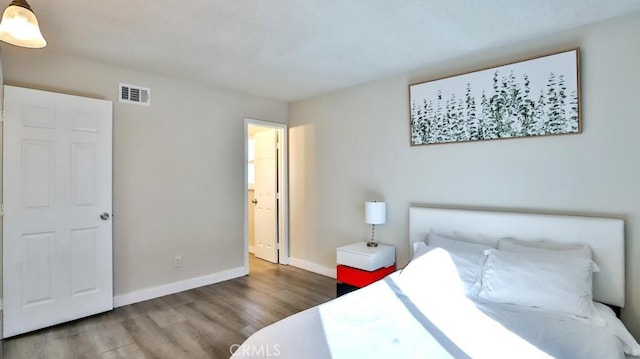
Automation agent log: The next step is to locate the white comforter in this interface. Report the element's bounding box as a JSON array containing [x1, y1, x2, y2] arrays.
[[231, 249, 639, 359]]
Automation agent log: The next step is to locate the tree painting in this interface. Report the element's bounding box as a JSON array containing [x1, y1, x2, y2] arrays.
[[410, 50, 580, 145]]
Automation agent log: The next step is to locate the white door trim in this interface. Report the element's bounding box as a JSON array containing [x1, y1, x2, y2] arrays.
[[244, 119, 289, 270]]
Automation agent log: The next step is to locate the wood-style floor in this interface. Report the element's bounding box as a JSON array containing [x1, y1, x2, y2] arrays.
[[1, 255, 336, 359]]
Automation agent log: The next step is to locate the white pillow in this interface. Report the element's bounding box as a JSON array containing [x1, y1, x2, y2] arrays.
[[425, 233, 496, 294], [400, 247, 466, 295], [427, 232, 495, 255], [475, 249, 599, 318], [412, 241, 432, 259], [498, 238, 593, 260]]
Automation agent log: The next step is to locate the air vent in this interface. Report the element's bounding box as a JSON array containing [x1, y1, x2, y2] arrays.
[[119, 83, 150, 106]]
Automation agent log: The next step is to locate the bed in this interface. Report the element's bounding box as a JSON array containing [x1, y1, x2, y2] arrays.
[[231, 207, 640, 358]]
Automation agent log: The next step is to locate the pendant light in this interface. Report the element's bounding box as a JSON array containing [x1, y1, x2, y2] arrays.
[[0, 0, 46, 48]]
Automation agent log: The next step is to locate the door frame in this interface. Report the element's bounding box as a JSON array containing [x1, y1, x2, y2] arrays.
[[243, 118, 289, 270]]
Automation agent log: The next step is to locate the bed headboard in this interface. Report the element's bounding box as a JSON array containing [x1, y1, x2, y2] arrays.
[[409, 207, 625, 307]]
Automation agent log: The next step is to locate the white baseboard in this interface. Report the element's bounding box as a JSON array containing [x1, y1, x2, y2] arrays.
[[288, 257, 336, 279], [248, 245, 255, 254], [113, 266, 248, 307]]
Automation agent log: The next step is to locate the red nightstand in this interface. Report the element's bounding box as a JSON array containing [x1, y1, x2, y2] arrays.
[[336, 242, 396, 296]]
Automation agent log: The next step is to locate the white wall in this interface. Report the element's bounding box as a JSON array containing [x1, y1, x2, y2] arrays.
[[288, 13, 640, 336], [0, 48, 288, 301]]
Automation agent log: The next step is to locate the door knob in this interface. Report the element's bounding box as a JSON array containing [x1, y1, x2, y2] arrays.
[[100, 212, 110, 220], [251, 199, 258, 204]]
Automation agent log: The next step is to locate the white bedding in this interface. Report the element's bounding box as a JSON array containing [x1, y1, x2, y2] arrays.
[[231, 247, 640, 359]]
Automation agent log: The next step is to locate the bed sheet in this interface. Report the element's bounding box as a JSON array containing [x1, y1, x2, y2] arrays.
[[231, 248, 636, 359]]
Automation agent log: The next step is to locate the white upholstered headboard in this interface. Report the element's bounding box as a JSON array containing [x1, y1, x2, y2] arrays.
[[409, 207, 625, 307]]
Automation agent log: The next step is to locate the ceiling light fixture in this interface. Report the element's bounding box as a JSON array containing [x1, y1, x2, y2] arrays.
[[0, 0, 46, 48]]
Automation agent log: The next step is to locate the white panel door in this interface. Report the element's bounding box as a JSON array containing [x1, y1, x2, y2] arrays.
[[2, 85, 113, 337], [253, 130, 278, 263]]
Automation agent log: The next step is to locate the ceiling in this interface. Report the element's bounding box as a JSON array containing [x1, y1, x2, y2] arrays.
[[15, 1, 640, 102]]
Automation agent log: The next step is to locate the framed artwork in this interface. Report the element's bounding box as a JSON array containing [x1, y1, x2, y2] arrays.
[[409, 49, 581, 146]]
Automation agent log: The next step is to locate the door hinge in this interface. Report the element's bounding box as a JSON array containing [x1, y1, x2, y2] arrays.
[[0, 204, 4, 216], [0, 110, 4, 123]]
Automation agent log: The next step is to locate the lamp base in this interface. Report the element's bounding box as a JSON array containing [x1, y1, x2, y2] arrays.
[[366, 241, 378, 247]]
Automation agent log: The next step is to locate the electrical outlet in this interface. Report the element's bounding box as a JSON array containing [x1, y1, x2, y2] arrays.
[[174, 255, 182, 268]]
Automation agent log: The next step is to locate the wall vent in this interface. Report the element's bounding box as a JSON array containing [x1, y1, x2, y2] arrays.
[[119, 83, 150, 106]]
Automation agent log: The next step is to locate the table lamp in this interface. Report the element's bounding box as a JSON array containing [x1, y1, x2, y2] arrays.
[[365, 201, 386, 247]]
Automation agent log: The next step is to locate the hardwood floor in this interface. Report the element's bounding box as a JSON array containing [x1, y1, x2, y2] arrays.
[[1, 255, 336, 359]]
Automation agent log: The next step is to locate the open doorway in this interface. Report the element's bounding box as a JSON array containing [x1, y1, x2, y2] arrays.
[[244, 119, 289, 273]]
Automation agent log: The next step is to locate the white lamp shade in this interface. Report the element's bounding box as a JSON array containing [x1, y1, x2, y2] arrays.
[[0, 0, 46, 48], [365, 201, 386, 225]]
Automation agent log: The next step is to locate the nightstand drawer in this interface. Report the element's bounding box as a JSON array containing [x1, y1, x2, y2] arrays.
[[337, 264, 396, 287]]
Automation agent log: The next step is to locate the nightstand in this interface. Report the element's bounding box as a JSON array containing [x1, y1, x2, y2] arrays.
[[336, 242, 396, 296]]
